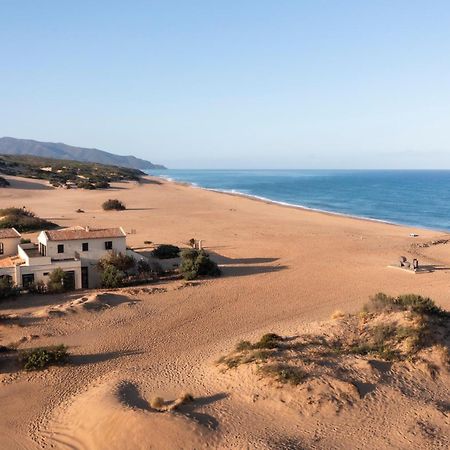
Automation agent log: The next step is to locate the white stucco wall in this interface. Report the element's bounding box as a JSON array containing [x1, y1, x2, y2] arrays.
[[0, 237, 21, 257], [39, 235, 127, 260]]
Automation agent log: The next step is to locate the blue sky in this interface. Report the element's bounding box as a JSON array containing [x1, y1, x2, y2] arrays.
[[1, 0, 450, 169]]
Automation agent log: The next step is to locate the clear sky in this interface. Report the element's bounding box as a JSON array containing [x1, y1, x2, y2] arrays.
[[1, 0, 450, 169]]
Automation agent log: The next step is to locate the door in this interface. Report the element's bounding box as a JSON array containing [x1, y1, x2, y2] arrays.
[[81, 267, 89, 289], [22, 274, 35, 288], [64, 271, 76, 291]]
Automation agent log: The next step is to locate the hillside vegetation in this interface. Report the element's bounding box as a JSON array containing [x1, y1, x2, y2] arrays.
[[0, 154, 145, 189], [0, 207, 57, 232]]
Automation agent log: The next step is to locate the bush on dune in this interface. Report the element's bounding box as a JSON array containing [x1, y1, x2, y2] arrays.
[[19, 345, 68, 371], [102, 199, 126, 211], [367, 292, 448, 317]]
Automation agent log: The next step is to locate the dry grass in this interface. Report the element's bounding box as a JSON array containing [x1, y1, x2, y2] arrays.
[[331, 310, 346, 320], [218, 292, 450, 388], [150, 392, 195, 412], [150, 396, 164, 409]]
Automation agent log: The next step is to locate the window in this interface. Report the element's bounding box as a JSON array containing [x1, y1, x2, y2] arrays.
[[105, 241, 113, 250], [57, 244, 64, 253], [43, 272, 49, 276], [82, 242, 89, 252], [0, 242, 3, 255], [39, 243, 47, 256]]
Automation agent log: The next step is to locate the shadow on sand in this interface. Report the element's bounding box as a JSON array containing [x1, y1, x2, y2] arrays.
[[208, 251, 287, 278], [117, 381, 227, 430], [71, 350, 144, 366]]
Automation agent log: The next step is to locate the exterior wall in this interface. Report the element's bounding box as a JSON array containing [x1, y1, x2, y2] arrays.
[[19, 260, 82, 289], [0, 266, 16, 280], [37, 235, 127, 289], [1, 232, 129, 290], [38, 235, 127, 260], [0, 260, 82, 288], [0, 237, 21, 257], [18, 244, 52, 266]]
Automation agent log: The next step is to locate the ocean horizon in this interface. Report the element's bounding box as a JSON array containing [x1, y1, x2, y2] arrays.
[[146, 169, 450, 232]]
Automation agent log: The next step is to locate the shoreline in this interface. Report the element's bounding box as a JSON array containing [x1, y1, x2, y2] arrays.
[[149, 174, 450, 235]]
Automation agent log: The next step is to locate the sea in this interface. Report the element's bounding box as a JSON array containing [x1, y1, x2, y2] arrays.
[[145, 169, 450, 232]]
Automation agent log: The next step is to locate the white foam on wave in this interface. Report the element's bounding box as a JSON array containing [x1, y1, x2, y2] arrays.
[[149, 174, 438, 231]]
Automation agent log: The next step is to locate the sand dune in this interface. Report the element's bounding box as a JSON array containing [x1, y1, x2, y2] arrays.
[[1, 176, 450, 449], [41, 378, 212, 450]]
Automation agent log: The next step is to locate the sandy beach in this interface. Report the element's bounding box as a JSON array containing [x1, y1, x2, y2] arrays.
[[1, 175, 449, 449]]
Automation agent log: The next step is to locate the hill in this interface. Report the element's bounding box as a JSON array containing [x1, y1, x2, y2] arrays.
[[0, 154, 144, 189], [0, 137, 166, 170]]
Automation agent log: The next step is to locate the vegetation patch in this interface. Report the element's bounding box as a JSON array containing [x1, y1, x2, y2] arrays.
[[102, 199, 126, 211], [151, 244, 180, 259], [0, 154, 143, 189], [218, 293, 449, 390], [259, 364, 306, 385], [97, 251, 135, 288], [0, 207, 57, 232], [0, 276, 21, 300], [179, 248, 221, 280], [366, 292, 448, 318], [0, 176, 10, 187], [19, 345, 69, 371]]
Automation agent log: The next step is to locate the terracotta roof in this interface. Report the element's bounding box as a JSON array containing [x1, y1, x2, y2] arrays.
[[43, 226, 126, 241], [0, 255, 24, 268], [0, 228, 21, 239]]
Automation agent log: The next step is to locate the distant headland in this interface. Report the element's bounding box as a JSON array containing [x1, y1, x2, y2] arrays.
[[0, 137, 166, 171]]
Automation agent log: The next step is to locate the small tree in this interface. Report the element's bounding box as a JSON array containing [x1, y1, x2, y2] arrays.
[[136, 259, 151, 274], [98, 251, 135, 273], [100, 264, 125, 288], [179, 249, 221, 280], [47, 268, 67, 293], [0, 276, 20, 300], [102, 199, 126, 211]]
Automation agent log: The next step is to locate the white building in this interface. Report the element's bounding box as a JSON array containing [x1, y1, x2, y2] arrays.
[[0, 226, 128, 290]]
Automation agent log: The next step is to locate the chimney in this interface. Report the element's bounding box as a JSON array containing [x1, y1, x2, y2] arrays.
[[86, 225, 90, 232]]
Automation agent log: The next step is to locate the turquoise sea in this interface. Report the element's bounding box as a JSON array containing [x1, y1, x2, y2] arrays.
[[145, 170, 450, 232]]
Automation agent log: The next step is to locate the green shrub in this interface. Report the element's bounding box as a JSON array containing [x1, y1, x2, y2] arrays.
[[100, 264, 125, 288], [19, 345, 68, 371], [47, 268, 69, 293], [260, 364, 306, 385], [94, 181, 110, 189], [179, 249, 221, 280], [0, 277, 20, 300], [368, 292, 447, 317], [136, 259, 151, 274], [0, 207, 57, 232], [152, 244, 180, 259], [98, 251, 135, 273], [102, 199, 126, 211]]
